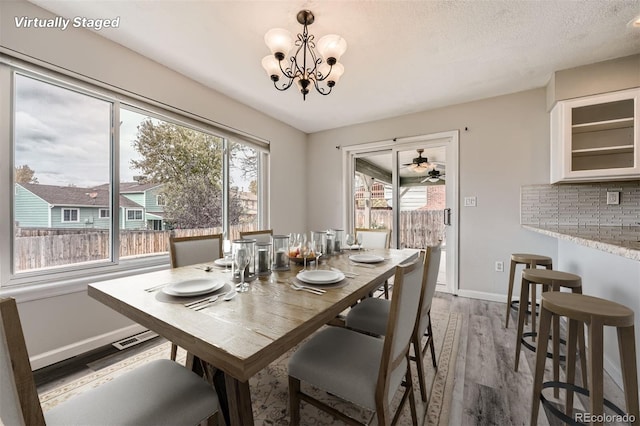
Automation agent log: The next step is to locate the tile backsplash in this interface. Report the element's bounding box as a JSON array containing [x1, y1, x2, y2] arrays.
[[521, 181, 640, 227]]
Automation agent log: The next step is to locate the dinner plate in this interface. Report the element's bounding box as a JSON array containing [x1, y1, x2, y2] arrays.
[[214, 258, 234, 267], [162, 278, 225, 297], [297, 270, 345, 284], [349, 254, 385, 263]]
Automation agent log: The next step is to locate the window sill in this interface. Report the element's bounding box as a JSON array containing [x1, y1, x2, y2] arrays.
[[0, 256, 171, 303]]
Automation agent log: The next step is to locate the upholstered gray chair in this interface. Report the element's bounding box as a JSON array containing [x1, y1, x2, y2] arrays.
[[346, 245, 442, 402], [0, 297, 220, 426], [355, 227, 392, 298], [168, 233, 223, 361], [288, 257, 426, 425]]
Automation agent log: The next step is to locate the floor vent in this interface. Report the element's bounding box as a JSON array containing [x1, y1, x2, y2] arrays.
[[112, 330, 159, 350]]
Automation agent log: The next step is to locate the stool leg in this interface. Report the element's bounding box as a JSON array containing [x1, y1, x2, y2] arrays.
[[531, 305, 553, 426], [588, 320, 605, 426], [617, 325, 639, 423], [552, 302, 560, 399], [565, 318, 578, 419], [514, 276, 530, 372], [530, 283, 537, 343], [505, 260, 516, 328], [572, 286, 588, 388]]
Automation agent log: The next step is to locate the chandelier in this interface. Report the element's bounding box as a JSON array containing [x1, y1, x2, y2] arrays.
[[261, 10, 347, 100]]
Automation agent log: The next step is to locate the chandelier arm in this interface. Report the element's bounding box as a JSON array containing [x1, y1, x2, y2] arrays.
[[273, 77, 295, 92], [311, 78, 333, 96]]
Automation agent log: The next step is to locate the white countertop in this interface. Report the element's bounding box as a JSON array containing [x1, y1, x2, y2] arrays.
[[523, 225, 640, 261]]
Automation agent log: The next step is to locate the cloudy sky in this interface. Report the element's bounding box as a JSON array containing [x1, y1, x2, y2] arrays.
[[15, 74, 149, 187]]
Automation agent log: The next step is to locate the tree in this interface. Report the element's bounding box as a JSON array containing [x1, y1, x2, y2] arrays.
[[131, 119, 245, 228], [15, 165, 38, 183], [248, 180, 258, 194]]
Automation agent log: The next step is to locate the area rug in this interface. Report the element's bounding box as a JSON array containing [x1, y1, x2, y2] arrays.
[[39, 296, 461, 425]]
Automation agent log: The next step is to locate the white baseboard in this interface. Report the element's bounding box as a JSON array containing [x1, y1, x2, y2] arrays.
[[456, 289, 506, 303], [29, 324, 146, 370]]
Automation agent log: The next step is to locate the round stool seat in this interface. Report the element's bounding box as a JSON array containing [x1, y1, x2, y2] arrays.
[[511, 253, 553, 265], [542, 292, 634, 327], [522, 269, 582, 289]]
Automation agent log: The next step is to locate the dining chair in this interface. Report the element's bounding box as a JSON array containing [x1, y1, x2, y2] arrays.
[[168, 233, 223, 360], [288, 258, 423, 426], [355, 227, 391, 249], [355, 227, 392, 298], [239, 229, 273, 244], [345, 245, 441, 402], [0, 297, 220, 426]]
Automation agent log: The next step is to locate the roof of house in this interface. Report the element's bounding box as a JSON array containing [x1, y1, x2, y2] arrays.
[[93, 181, 163, 193], [17, 183, 142, 208]]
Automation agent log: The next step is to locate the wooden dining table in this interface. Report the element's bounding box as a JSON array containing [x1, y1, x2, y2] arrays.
[[88, 248, 419, 425]]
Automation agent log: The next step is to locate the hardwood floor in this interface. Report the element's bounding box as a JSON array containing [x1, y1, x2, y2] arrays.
[[35, 293, 626, 425]]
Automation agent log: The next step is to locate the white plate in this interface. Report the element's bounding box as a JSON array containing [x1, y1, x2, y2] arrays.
[[214, 258, 233, 267], [297, 270, 345, 284], [345, 245, 362, 250], [349, 254, 385, 263], [162, 279, 225, 297]]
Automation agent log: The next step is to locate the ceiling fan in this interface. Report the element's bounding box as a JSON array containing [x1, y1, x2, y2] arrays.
[[421, 168, 446, 183], [402, 149, 431, 172]]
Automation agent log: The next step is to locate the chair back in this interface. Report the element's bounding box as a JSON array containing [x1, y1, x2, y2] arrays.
[[169, 234, 223, 268], [355, 228, 390, 249], [377, 255, 425, 402], [0, 298, 45, 426], [417, 244, 442, 336], [239, 229, 273, 244]]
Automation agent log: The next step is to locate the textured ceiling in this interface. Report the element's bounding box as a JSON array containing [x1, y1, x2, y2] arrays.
[[28, 0, 640, 134]]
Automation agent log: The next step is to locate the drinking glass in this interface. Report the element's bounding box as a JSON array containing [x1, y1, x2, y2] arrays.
[[300, 234, 311, 271], [311, 231, 326, 270], [345, 233, 355, 248], [233, 242, 251, 292]]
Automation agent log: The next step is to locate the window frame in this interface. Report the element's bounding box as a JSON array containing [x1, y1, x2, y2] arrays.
[[61, 208, 80, 223], [156, 194, 165, 206], [126, 208, 143, 221], [99, 208, 110, 218], [1, 58, 270, 292]]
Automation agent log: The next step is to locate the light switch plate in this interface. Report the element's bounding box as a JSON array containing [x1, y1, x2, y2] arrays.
[[606, 191, 620, 205], [464, 196, 477, 207]]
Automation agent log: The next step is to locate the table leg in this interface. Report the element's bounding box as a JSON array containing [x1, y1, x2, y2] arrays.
[[225, 373, 254, 426]]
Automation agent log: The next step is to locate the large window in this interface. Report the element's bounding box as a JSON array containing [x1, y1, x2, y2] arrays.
[[9, 69, 267, 279]]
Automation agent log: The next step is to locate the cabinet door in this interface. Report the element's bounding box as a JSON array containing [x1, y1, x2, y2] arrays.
[[551, 88, 639, 182]]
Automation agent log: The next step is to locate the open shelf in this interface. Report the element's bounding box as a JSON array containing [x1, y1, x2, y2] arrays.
[[572, 117, 633, 134], [571, 145, 634, 157]]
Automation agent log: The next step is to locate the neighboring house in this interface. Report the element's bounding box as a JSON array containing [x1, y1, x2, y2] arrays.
[[15, 183, 147, 230], [96, 181, 167, 231]]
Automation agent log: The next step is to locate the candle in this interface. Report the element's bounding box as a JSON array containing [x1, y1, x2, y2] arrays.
[[258, 249, 269, 273], [275, 250, 287, 268]]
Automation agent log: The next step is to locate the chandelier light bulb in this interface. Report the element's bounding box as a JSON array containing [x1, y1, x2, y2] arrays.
[[261, 55, 282, 81], [327, 62, 344, 85], [317, 34, 347, 65], [264, 28, 293, 59]]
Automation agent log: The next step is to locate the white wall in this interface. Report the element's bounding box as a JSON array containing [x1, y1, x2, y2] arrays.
[[0, 0, 307, 368], [556, 238, 640, 390], [307, 88, 558, 299]]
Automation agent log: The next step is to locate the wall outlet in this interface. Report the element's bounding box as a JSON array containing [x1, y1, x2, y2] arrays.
[[495, 261, 504, 272], [606, 191, 620, 205], [464, 196, 477, 207]]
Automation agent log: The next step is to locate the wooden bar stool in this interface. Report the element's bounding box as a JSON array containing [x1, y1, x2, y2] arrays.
[[514, 269, 588, 399], [505, 253, 552, 328], [531, 292, 639, 426]]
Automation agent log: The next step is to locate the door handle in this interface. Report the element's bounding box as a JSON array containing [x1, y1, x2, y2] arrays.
[[443, 208, 451, 226]]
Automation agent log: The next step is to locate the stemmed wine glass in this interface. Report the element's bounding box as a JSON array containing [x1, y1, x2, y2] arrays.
[[300, 234, 312, 272], [234, 245, 250, 293], [312, 232, 327, 271], [345, 233, 355, 248]]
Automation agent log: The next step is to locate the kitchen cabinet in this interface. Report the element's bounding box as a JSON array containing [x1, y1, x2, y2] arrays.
[[550, 88, 640, 182]]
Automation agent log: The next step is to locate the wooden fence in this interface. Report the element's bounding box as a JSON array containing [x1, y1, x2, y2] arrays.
[[14, 224, 257, 271], [355, 209, 445, 248], [14, 211, 444, 271]]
